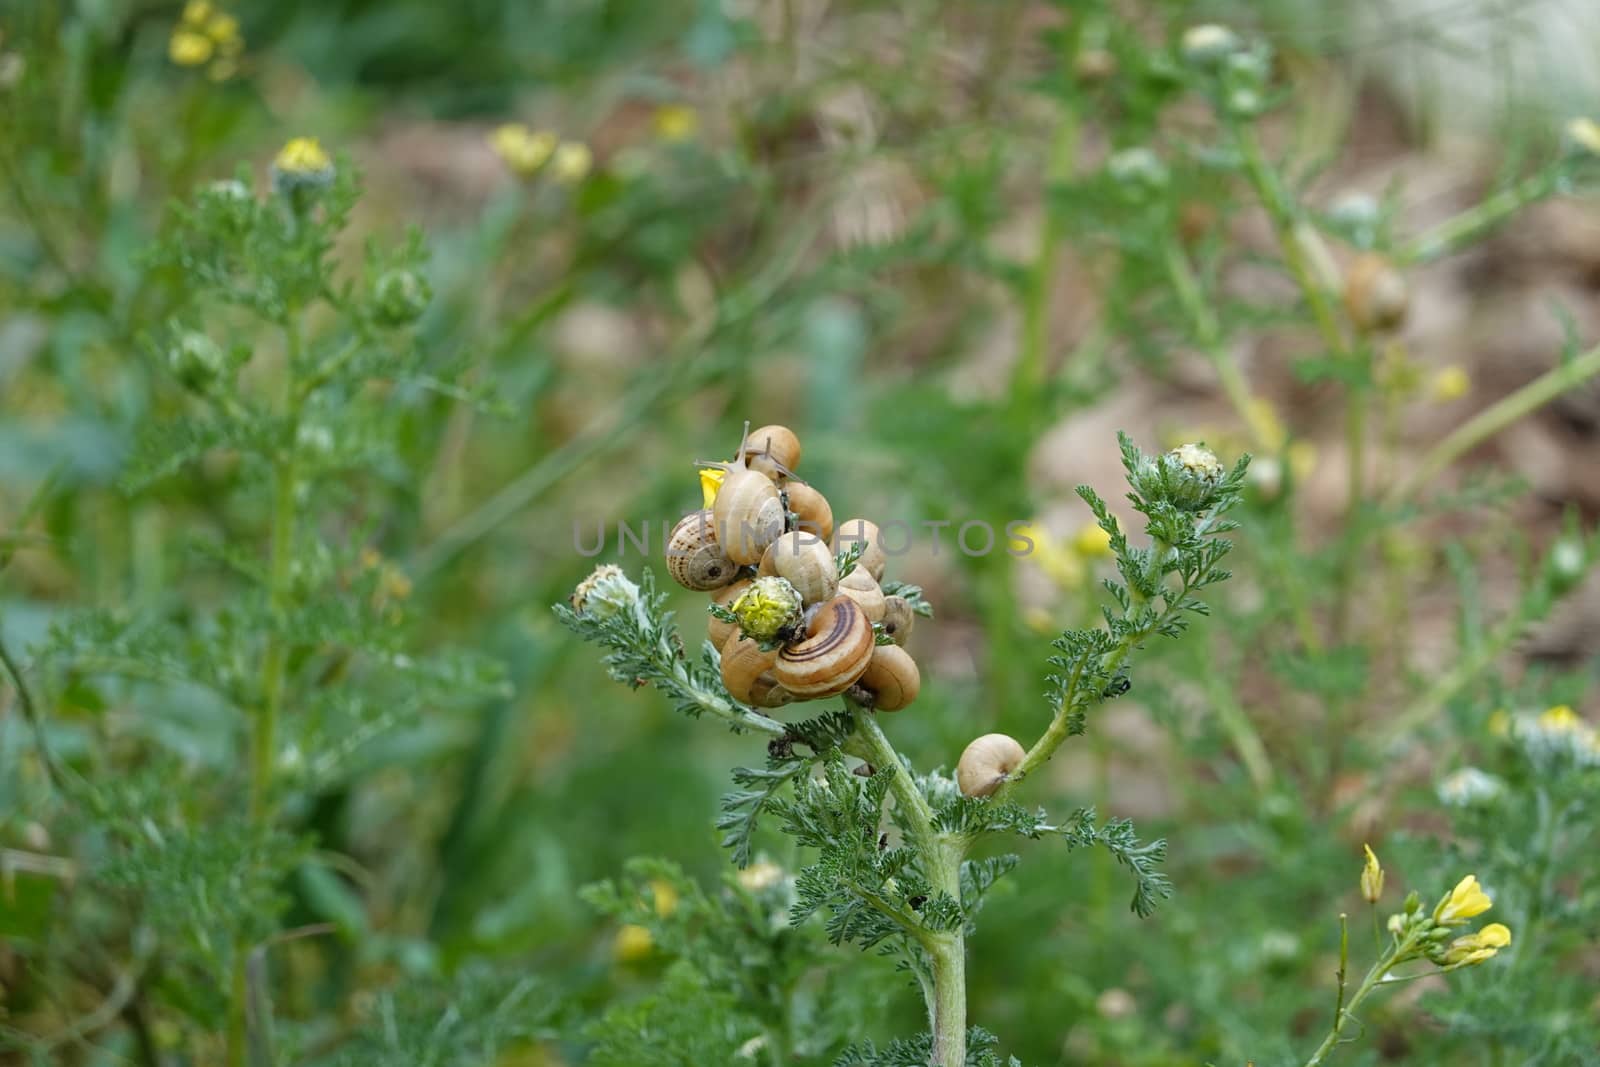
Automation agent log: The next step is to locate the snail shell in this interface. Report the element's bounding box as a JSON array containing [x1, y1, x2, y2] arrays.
[[858, 644, 920, 711], [713, 468, 785, 565], [773, 596, 874, 698], [783, 480, 833, 543], [760, 531, 838, 606], [880, 596, 915, 645], [956, 733, 1027, 798], [834, 518, 887, 581], [709, 578, 752, 648], [837, 569, 886, 622], [1343, 253, 1409, 333], [720, 632, 795, 709], [742, 424, 802, 480], [667, 510, 739, 591]]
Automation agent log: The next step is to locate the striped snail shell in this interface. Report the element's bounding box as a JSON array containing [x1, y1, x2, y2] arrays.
[[858, 644, 920, 711], [880, 596, 915, 645], [783, 480, 833, 542], [837, 569, 886, 622], [708, 578, 752, 648], [666, 510, 738, 591], [713, 468, 785, 565], [773, 596, 874, 699], [760, 531, 838, 606], [742, 424, 802, 480], [720, 632, 795, 709]]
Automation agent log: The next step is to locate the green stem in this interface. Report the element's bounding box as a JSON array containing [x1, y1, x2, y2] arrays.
[[1388, 341, 1600, 503], [1398, 170, 1560, 264], [1303, 930, 1420, 1067], [0, 627, 65, 791]]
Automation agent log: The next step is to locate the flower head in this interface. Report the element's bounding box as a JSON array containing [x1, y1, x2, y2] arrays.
[[1180, 24, 1241, 67], [612, 923, 654, 962], [699, 467, 726, 509], [1433, 875, 1493, 927], [1563, 117, 1600, 160], [1437, 766, 1505, 807], [1429, 365, 1471, 402], [169, 1, 244, 81], [271, 137, 335, 198], [737, 859, 784, 892], [373, 268, 431, 327], [1072, 523, 1114, 559], [1140, 443, 1226, 511], [490, 124, 557, 179], [654, 104, 699, 143], [551, 142, 593, 184], [731, 576, 803, 643], [1438, 922, 1511, 967], [648, 878, 679, 918], [570, 564, 641, 621], [1360, 844, 1384, 903]]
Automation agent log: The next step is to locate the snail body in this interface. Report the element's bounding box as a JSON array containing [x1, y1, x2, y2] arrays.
[[956, 733, 1027, 798], [858, 644, 920, 711], [880, 596, 915, 645], [773, 596, 874, 698], [666, 510, 739, 591]]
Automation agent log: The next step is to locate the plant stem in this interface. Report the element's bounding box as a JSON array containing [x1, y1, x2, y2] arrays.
[[1398, 169, 1560, 264], [1388, 340, 1600, 503], [1303, 931, 1418, 1067], [0, 626, 65, 791]]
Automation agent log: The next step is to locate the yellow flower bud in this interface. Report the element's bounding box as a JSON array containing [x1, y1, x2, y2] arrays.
[[1360, 844, 1384, 903], [1428, 366, 1471, 402], [1433, 874, 1493, 926], [653, 104, 699, 143], [612, 923, 654, 962], [1072, 524, 1113, 559], [490, 124, 557, 179], [1439, 922, 1511, 967], [731, 576, 803, 642], [550, 142, 593, 184], [649, 878, 679, 918], [168, 29, 214, 67]]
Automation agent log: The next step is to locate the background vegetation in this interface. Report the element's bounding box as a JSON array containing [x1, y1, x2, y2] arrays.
[[2, 1, 1597, 1064]]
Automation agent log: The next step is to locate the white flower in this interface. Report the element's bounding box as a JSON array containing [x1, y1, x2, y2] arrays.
[[1437, 767, 1506, 807]]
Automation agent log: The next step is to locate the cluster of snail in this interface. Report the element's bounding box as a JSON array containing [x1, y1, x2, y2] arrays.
[[665, 423, 921, 714]]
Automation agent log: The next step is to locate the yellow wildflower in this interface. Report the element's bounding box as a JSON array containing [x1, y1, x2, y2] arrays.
[[274, 137, 332, 177], [168, 30, 214, 67], [1023, 606, 1055, 634], [490, 124, 557, 179], [1487, 709, 1511, 737], [654, 104, 699, 142], [1072, 523, 1113, 559], [1429, 365, 1471, 402], [737, 860, 784, 892], [208, 13, 243, 54], [612, 923, 654, 962], [1433, 874, 1493, 926], [1012, 523, 1085, 590], [649, 878, 679, 918], [183, 0, 215, 22], [550, 142, 593, 184], [1441, 922, 1511, 967], [1360, 844, 1384, 903], [1539, 704, 1582, 732], [699, 467, 725, 509], [1565, 117, 1600, 158]]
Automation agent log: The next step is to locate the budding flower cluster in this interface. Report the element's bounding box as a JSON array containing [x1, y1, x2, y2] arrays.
[[1133, 442, 1227, 511], [373, 269, 431, 327], [731, 576, 804, 643], [271, 137, 336, 199], [570, 564, 643, 623], [1383, 874, 1512, 971]]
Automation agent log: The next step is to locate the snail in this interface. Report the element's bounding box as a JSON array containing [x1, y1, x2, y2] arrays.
[[701, 425, 788, 565], [857, 644, 920, 711], [880, 596, 915, 645], [758, 531, 838, 606], [708, 578, 752, 647], [666, 510, 739, 591], [720, 632, 796, 709], [782, 480, 834, 543], [837, 569, 886, 622], [834, 518, 887, 581], [1343, 253, 1409, 334], [773, 596, 874, 699], [956, 733, 1027, 798], [742, 424, 802, 481]]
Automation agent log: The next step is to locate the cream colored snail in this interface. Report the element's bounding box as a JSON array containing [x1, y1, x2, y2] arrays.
[[1343, 253, 1409, 334], [704, 427, 788, 565], [742, 423, 802, 480], [834, 518, 887, 581], [857, 644, 920, 711], [759, 531, 839, 606], [956, 733, 1026, 798], [720, 632, 796, 709], [880, 596, 915, 645], [783, 480, 834, 542], [837, 569, 886, 622], [666, 509, 739, 591], [773, 596, 875, 698]]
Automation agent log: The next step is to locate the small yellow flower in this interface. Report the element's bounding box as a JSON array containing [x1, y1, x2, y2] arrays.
[[699, 467, 725, 509], [274, 137, 332, 177], [1565, 117, 1600, 158], [168, 29, 214, 67], [1072, 524, 1113, 559], [550, 142, 593, 184], [208, 13, 243, 55], [1441, 922, 1511, 967], [654, 104, 699, 142], [612, 923, 654, 962], [648, 878, 678, 918], [1360, 844, 1384, 903], [737, 860, 784, 892], [1429, 365, 1471, 402], [182, 0, 216, 23], [1433, 874, 1493, 926], [1487, 709, 1511, 737], [490, 124, 557, 179], [1538, 704, 1582, 732]]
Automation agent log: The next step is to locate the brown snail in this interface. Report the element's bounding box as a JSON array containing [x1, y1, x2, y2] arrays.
[[708, 578, 752, 648], [783, 480, 834, 543], [880, 596, 915, 645], [742, 424, 802, 480], [956, 733, 1027, 798], [773, 596, 874, 699], [834, 518, 887, 581], [837, 569, 886, 622], [711, 465, 785, 566], [720, 632, 795, 709], [1343, 253, 1409, 334], [857, 644, 920, 711], [666, 510, 739, 591], [759, 531, 838, 606]]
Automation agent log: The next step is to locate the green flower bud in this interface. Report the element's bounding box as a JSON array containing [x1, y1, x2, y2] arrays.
[[270, 137, 336, 202], [570, 564, 641, 620], [732, 576, 804, 643], [168, 331, 227, 390], [1403, 889, 1421, 915], [1550, 536, 1586, 592], [373, 268, 431, 327], [1137, 443, 1226, 511]]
